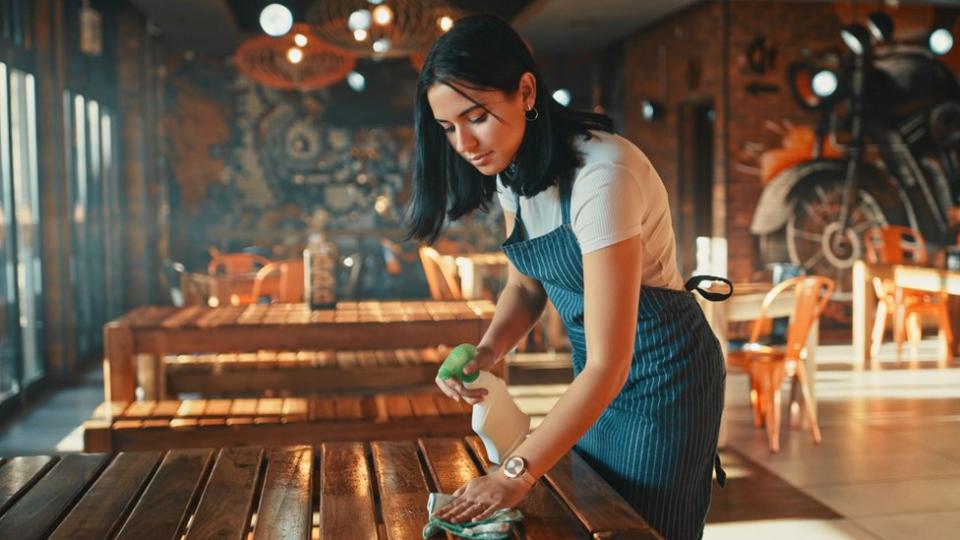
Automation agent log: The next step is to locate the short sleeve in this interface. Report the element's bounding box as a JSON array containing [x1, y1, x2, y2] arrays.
[[570, 163, 645, 254], [496, 175, 518, 213]]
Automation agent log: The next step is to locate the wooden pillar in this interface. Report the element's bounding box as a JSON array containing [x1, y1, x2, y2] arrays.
[[116, 5, 163, 311], [34, 0, 76, 380]]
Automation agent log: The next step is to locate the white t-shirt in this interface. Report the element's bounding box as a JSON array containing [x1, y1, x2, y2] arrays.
[[497, 131, 684, 290]]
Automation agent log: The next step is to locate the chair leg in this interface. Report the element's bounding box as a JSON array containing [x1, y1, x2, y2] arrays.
[[794, 361, 822, 445], [893, 303, 906, 363], [906, 311, 922, 362], [870, 300, 888, 359], [749, 380, 764, 429], [760, 363, 785, 453], [938, 300, 954, 367]]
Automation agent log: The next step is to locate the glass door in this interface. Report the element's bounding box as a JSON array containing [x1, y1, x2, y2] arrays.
[[9, 66, 41, 384], [0, 62, 20, 403]]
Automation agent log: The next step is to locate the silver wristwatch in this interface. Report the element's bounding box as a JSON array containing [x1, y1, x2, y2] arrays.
[[502, 455, 537, 488]]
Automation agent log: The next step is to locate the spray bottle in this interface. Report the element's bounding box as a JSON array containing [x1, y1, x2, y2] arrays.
[[438, 344, 530, 464]]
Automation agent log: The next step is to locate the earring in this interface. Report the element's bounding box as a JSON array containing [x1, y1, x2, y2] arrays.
[[525, 106, 539, 121]]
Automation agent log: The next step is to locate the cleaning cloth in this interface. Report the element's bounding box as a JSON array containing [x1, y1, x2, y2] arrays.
[[422, 493, 523, 540]]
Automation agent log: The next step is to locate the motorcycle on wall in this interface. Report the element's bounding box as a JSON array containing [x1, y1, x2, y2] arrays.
[[751, 12, 960, 300]]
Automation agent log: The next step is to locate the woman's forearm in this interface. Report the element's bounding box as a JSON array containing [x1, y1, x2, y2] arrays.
[[509, 365, 626, 479], [477, 281, 547, 360]]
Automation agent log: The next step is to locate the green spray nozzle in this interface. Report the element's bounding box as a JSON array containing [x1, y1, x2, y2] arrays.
[[438, 344, 480, 383]]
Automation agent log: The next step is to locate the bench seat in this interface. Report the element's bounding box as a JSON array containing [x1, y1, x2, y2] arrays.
[[83, 393, 473, 452]]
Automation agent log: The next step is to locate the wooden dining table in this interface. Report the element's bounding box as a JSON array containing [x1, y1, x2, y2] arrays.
[[852, 260, 960, 369], [0, 438, 660, 539], [104, 300, 495, 402]]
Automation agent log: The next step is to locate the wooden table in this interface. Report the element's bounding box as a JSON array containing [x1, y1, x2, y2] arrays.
[[0, 438, 660, 539], [852, 260, 960, 369], [104, 300, 495, 402]]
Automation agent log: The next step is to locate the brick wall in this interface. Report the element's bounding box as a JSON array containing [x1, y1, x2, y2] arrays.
[[623, 1, 960, 283]]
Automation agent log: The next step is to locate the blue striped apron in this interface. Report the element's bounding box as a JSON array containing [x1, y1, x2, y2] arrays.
[[501, 183, 729, 539]]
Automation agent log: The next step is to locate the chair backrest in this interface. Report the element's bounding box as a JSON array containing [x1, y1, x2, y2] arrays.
[[748, 276, 835, 361], [863, 226, 928, 265], [208, 252, 272, 276], [251, 259, 305, 303], [161, 260, 187, 307], [418, 246, 462, 300]]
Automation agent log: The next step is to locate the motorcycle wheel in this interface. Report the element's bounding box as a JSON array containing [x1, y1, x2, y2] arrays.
[[760, 175, 907, 301]]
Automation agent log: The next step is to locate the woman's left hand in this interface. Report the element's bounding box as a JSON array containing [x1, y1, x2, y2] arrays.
[[433, 472, 532, 523]]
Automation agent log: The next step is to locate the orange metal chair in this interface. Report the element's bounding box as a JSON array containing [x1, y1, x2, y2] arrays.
[[727, 276, 835, 453], [251, 259, 305, 304], [863, 226, 953, 361], [418, 246, 462, 301], [207, 249, 272, 276]]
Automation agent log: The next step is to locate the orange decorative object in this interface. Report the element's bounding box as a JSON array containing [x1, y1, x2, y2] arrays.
[[235, 24, 356, 91]]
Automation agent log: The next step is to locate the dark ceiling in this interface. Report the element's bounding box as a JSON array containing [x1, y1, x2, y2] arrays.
[[225, 0, 534, 33]]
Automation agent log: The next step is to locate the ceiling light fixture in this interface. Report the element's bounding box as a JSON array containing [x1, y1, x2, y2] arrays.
[[308, 0, 463, 57], [260, 3, 293, 37]]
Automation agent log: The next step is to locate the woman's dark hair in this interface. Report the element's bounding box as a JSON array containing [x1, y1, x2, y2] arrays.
[[406, 14, 614, 243]]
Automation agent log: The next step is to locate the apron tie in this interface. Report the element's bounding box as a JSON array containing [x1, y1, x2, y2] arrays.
[[684, 275, 733, 302]]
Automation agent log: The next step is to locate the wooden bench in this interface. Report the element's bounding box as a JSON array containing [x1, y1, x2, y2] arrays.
[[0, 439, 661, 539], [163, 345, 507, 396], [82, 393, 473, 453]]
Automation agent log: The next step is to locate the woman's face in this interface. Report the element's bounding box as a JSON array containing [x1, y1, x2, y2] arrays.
[[427, 74, 535, 176]]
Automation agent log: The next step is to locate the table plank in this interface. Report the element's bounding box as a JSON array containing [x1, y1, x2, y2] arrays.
[[542, 451, 658, 539], [116, 449, 213, 540], [464, 437, 588, 539], [252, 446, 313, 540], [185, 447, 263, 539], [0, 456, 56, 514], [0, 454, 109, 539], [318, 442, 377, 540], [417, 438, 481, 494], [370, 441, 430, 540], [49, 451, 162, 539]]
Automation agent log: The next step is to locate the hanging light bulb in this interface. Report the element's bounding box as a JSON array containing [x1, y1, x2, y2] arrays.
[[294, 33, 308, 47], [353, 29, 368, 41], [348, 9, 371, 31], [347, 71, 366, 92], [287, 46, 303, 64], [260, 3, 293, 37], [438, 16, 454, 32], [372, 38, 391, 53], [372, 4, 394, 26]]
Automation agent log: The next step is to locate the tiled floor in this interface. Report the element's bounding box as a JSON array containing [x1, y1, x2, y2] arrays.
[[1, 340, 959, 539]]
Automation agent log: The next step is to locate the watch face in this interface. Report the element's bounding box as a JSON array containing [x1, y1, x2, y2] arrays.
[[503, 456, 525, 478]]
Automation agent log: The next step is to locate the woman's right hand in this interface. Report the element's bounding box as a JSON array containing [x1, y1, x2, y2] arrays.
[[435, 345, 498, 405]]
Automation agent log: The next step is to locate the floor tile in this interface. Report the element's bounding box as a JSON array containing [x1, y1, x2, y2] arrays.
[[855, 510, 960, 540], [805, 477, 960, 518]]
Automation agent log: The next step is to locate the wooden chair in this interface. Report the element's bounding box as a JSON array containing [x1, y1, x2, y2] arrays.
[[728, 276, 834, 452], [419, 246, 462, 300], [251, 259, 305, 303], [83, 392, 473, 452], [863, 226, 953, 361], [208, 250, 271, 276]]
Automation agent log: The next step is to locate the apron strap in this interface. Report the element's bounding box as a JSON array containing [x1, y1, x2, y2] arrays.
[[714, 453, 727, 488], [684, 275, 734, 302]]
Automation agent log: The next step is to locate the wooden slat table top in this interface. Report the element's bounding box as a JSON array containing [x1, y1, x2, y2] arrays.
[[117, 301, 495, 330], [105, 301, 496, 402], [1, 439, 659, 539]]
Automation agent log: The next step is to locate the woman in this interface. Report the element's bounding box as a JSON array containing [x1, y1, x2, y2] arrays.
[[408, 14, 728, 539]]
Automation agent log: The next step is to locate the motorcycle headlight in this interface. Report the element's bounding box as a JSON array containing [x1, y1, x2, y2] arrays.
[[811, 70, 838, 98], [929, 28, 954, 56], [841, 24, 871, 55]]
